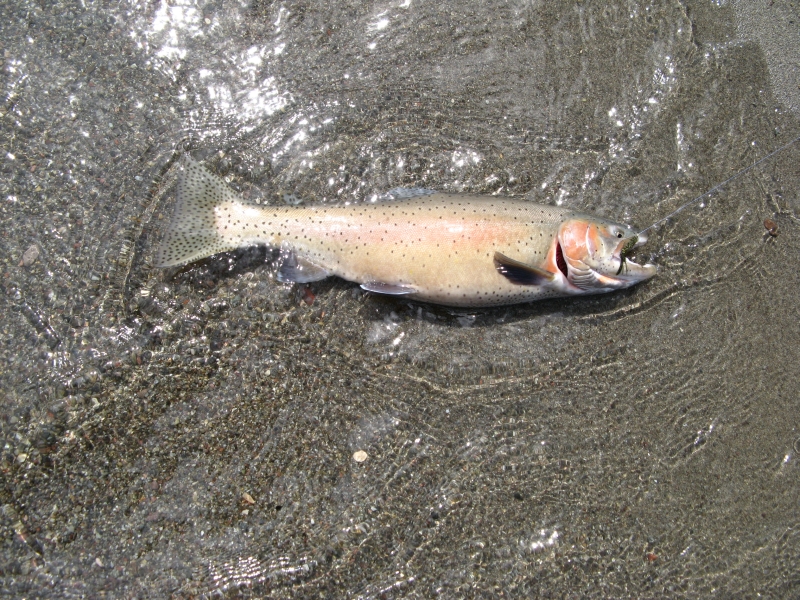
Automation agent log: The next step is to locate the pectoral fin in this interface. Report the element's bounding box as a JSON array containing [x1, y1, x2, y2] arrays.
[[493, 252, 555, 286]]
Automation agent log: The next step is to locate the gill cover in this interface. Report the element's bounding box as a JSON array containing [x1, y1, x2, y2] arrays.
[[558, 217, 656, 292]]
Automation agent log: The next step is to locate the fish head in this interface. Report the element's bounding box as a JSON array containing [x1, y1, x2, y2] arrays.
[[556, 216, 656, 293]]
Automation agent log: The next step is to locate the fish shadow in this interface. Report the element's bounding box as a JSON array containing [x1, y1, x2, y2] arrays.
[[354, 284, 647, 328]]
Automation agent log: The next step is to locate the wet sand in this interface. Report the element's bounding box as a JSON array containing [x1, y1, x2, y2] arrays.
[[1, 0, 799, 596]]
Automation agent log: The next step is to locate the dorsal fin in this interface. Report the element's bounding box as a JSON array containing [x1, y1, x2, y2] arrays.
[[378, 187, 437, 201]]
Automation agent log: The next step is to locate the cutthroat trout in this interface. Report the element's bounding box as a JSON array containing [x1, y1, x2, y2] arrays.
[[156, 157, 656, 307]]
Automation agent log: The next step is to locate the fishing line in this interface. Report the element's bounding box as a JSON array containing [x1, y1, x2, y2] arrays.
[[638, 133, 800, 235]]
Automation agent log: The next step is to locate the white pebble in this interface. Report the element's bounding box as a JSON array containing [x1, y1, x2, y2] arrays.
[[21, 245, 39, 266]]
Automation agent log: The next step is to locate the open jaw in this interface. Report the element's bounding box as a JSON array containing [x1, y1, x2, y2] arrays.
[[611, 234, 657, 284], [553, 232, 655, 290], [565, 234, 656, 291]]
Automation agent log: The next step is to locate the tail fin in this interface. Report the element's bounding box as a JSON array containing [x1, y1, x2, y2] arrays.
[[155, 156, 241, 267]]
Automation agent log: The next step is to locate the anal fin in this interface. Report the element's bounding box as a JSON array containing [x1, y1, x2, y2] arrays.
[[494, 252, 555, 286], [277, 250, 331, 283]]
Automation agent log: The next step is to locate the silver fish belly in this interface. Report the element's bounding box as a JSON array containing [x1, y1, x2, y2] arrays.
[[156, 157, 655, 307]]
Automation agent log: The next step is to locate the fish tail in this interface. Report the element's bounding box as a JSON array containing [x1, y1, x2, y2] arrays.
[[155, 156, 243, 267]]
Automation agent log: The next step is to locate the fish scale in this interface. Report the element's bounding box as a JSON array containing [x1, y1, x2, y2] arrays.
[[156, 157, 655, 307]]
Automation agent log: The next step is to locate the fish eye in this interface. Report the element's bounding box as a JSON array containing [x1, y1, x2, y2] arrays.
[[616, 231, 623, 238]]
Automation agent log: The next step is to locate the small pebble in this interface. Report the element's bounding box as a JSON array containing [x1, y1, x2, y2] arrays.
[[21, 245, 40, 266], [352, 450, 368, 463], [764, 218, 779, 237], [242, 492, 255, 505]]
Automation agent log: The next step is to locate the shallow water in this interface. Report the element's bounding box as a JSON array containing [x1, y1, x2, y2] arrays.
[[1, 0, 799, 596]]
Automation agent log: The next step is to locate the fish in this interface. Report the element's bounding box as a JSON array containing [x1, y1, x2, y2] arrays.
[[155, 156, 656, 307]]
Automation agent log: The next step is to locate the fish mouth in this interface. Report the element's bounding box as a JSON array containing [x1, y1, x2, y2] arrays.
[[613, 232, 647, 254], [615, 259, 657, 281], [612, 234, 656, 283]]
